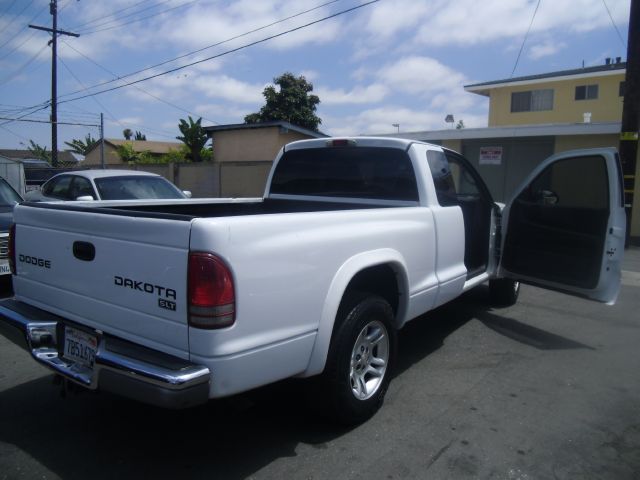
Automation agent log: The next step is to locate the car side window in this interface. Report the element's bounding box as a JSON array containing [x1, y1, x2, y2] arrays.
[[44, 176, 73, 200], [70, 177, 95, 200], [427, 150, 482, 206], [426, 150, 457, 206]]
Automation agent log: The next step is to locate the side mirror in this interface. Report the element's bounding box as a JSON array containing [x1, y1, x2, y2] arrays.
[[536, 189, 559, 206], [183, 191, 192, 198]]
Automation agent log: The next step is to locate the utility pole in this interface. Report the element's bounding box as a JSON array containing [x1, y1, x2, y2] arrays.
[[620, 0, 639, 243], [100, 113, 105, 169], [29, 0, 79, 167]]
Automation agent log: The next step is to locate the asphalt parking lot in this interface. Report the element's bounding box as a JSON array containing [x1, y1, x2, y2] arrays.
[[1, 250, 639, 480]]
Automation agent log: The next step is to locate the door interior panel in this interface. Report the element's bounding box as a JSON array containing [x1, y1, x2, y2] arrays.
[[503, 154, 609, 290]]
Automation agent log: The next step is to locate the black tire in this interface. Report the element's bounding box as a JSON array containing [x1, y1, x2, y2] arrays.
[[321, 293, 397, 426], [489, 278, 520, 307]]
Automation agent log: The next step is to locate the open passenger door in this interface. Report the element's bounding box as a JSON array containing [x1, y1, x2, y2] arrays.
[[499, 148, 626, 304]]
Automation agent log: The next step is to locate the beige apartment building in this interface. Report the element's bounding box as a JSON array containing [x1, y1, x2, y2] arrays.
[[385, 59, 639, 242]]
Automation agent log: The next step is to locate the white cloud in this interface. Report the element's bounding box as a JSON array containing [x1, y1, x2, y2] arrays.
[[192, 75, 265, 104], [322, 104, 487, 137], [363, 0, 630, 47], [377, 56, 468, 96], [529, 40, 568, 60], [316, 84, 389, 105], [163, 0, 343, 52]]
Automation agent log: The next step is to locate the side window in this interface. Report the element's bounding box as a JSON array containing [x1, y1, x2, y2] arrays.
[[44, 176, 73, 199], [426, 150, 456, 206], [521, 155, 608, 209], [71, 177, 95, 199], [427, 150, 483, 205]]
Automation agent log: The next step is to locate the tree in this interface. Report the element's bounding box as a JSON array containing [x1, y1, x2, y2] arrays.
[[123, 128, 133, 140], [26, 140, 51, 163], [176, 116, 208, 162], [456, 120, 465, 130], [134, 130, 147, 141], [244, 72, 321, 131], [116, 143, 152, 164], [64, 134, 98, 155]]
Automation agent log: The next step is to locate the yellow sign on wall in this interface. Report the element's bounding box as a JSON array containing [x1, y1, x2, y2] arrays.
[[620, 132, 639, 141]]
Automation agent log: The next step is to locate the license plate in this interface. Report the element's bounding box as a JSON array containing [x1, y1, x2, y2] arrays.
[[63, 326, 98, 368], [0, 261, 10, 275]]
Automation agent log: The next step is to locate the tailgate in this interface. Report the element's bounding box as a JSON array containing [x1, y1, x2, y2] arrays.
[[12, 204, 192, 358]]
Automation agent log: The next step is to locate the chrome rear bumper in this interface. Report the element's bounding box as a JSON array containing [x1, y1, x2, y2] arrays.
[[0, 298, 210, 409]]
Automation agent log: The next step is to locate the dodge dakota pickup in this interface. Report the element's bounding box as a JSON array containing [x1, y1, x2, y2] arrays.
[[0, 137, 626, 424]]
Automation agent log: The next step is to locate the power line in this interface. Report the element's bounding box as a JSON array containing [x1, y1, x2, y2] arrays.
[[0, 0, 36, 36], [511, 0, 542, 77], [602, 0, 627, 47], [0, 1, 49, 56], [0, 116, 99, 127], [0, 104, 51, 128], [0, 0, 19, 18], [0, 43, 48, 86], [57, 51, 122, 126], [77, 0, 196, 36], [68, 0, 155, 30], [58, 52, 177, 139], [58, 0, 343, 100], [0, 124, 32, 143], [61, 39, 219, 124], [59, 0, 377, 105]]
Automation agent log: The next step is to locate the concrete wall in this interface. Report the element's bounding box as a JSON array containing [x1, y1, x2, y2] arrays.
[[220, 161, 272, 197], [488, 73, 625, 127]]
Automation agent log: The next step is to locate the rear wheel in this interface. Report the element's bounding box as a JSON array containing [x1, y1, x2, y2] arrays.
[[489, 278, 520, 306], [321, 293, 397, 425]]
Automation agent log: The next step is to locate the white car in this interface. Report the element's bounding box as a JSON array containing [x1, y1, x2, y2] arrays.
[[24, 170, 191, 202]]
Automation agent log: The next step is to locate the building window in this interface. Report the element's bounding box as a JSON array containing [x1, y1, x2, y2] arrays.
[[511, 89, 554, 112], [619, 81, 625, 97], [575, 84, 599, 100]]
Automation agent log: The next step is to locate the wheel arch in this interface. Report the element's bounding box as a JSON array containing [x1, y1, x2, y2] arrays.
[[301, 249, 409, 377]]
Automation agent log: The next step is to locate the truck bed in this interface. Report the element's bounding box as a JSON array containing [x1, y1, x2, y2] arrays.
[[27, 197, 398, 220]]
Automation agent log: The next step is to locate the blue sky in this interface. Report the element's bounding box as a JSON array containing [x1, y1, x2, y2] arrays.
[[0, 0, 631, 150]]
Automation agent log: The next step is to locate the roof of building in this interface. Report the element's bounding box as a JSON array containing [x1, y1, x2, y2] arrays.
[[86, 139, 183, 155], [203, 120, 328, 138], [465, 61, 626, 96], [0, 149, 78, 163], [374, 121, 622, 141]]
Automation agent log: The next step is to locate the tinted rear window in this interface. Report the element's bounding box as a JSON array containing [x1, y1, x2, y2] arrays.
[[95, 176, 184, 200], [270, 146, 418, 201]]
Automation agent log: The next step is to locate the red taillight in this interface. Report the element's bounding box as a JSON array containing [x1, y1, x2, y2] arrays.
[[8, 223, 15, 275], [188, 252, 235, 329]]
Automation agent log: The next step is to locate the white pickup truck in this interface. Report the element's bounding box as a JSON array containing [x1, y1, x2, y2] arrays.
[[0, 137, 626, 424]]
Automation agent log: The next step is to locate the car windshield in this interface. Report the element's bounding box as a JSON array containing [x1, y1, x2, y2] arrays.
[[0, 178, 22, 206], [94, 176, 184, 200]]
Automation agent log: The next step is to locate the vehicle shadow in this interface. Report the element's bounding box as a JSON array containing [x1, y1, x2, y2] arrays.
[[0, 286, 591, 479]]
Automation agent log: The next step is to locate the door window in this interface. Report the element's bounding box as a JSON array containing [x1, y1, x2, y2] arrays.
[[43, 176, 73, 200], [70, 177, 95, 199], [427, 149, 492, 276], [503, 155, 609, 289]]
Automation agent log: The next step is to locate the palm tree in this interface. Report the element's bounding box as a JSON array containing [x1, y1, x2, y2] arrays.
[[176, 116, 208, 162], [123, 128, 133, 140], [64, 134, 98, 155]]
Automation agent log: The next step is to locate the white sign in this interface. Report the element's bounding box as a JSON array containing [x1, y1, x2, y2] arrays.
[[479, 147, 503, 165]]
